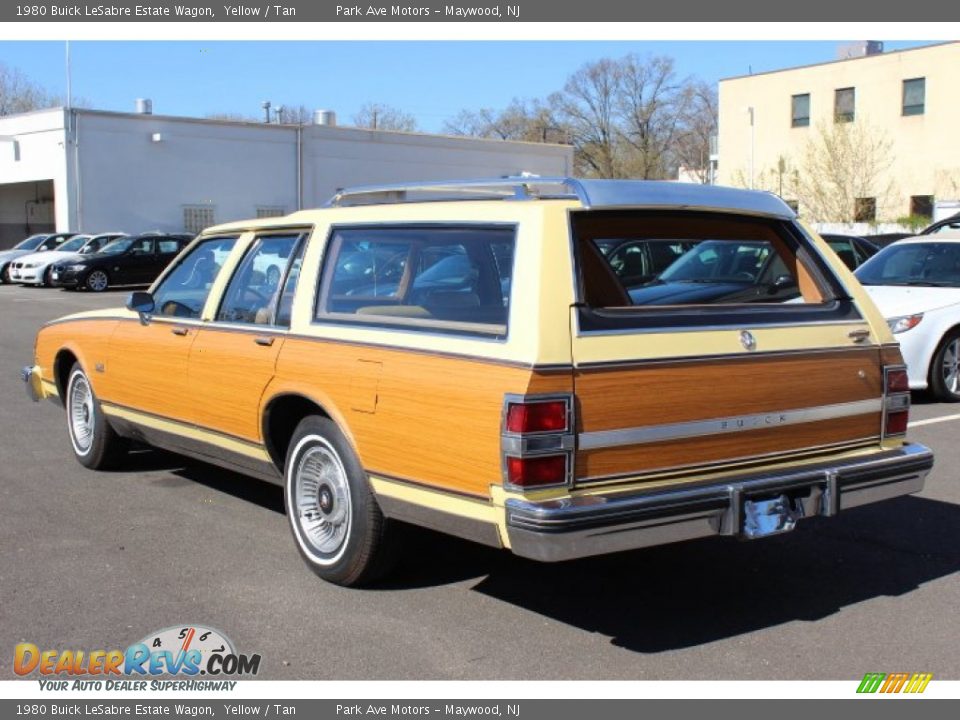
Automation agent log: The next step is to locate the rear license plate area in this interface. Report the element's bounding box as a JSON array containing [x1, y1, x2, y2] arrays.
[[742, 494, 805, 539]]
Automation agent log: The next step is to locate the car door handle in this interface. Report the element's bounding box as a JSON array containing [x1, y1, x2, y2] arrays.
[[848, 329, 870, 343], [254, 336, 275, 347], [171, 327, 189, 336]]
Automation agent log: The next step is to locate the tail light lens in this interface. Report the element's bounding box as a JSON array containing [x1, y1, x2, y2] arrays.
[[505, 400, 568, 433], [506, 456, 568, 488], [883, 365, 910, 438]]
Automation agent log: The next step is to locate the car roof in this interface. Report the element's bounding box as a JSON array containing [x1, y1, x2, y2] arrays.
[[892, 230, 960, 243]]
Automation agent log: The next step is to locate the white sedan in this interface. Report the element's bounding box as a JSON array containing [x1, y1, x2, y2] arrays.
[[11, 233, 124, 286], [855, 231, 960, 401]]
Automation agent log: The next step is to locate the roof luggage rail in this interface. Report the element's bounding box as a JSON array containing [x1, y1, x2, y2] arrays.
[[325, 176, 588, 208]]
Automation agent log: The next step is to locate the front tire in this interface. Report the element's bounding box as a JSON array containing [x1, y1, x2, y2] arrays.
[[0, 263, 11, 284], [66, 364, 127, 469], [85, 270, 110, 292], [284, 416, 399, 586]]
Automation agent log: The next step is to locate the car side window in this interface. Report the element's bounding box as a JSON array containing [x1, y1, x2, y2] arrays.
[[316, 225, 516, 337], [151, 236, 239, 319], [158, 239, 181, 255], [217, 233, 304, 325], [129, 238, 155, 256]]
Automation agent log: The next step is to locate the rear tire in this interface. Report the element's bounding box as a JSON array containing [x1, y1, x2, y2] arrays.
[[42, 266, 54, 287], [85, 270, 110, 292], [66, 363, 128, 469], [284, 416, 399, 587], [929, 330, 960, 402]]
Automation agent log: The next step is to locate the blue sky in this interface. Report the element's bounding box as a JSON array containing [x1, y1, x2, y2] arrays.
[[0, 40, 937, 132]]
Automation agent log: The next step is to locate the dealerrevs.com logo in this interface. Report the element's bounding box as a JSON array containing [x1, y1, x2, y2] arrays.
[[14, 625, 261, 691]]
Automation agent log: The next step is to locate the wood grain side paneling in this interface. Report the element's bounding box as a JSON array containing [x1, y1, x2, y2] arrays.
[[188, 328, 284, 442], [575, 348, 882, 433], [273, 339, 572, 498], [577, 414, 881, 481]]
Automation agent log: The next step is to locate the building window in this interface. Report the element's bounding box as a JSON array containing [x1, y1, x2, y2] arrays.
[[256, 206, 286, 218], [835, 87, 855, 123], [910, 195, 934, 219], [903, 78, 925, 116], [790, 94, 810, 127], [183, 206, 215, 235], [854, 197, 876, 222]]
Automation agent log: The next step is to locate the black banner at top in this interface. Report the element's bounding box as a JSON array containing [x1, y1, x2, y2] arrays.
[[0, 0, 954, 22]]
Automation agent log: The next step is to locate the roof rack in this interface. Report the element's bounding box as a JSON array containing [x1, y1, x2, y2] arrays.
[[326, 177, 586, 208], [324, 176, 796, 220]]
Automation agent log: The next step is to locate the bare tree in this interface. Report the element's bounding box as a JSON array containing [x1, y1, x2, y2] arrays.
[[0, 62, 58, 116], [551, 58, 623, 177], [673, 81, 718, 184], [792, 120, 896, 222], [616, 55, 689, 179], [444, 98, 566, 143], [352, 102, 418, 132]]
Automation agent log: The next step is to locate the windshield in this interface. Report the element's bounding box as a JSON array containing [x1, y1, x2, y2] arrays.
[[658, 240, 772, 283], [99, 238, 134, 255], [14, 235, 48, 251], [855, 242, 960, 287], [55, 236, 90, 253]]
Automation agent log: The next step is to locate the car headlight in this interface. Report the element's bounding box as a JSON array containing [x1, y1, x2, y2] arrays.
[[887, 314, 924, 334], [23, 262, 38, 268]]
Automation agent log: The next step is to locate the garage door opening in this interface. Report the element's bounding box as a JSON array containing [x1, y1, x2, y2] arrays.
[[0, 179, 55, 250]]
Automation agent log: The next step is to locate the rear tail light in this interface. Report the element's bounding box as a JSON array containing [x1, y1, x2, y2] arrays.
[[505, 400, 569, 433], [883, 365, 910, 438], [501, 394, 575, 491], [506, 456, 568, 488]]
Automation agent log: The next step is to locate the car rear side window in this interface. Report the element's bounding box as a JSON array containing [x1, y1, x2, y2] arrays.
[[316, 225, 515, 338], [572, 210, 854, 332], [151, 236, 239, 319]]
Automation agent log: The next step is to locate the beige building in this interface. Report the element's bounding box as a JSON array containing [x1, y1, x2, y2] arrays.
[[717, 42, 960, 223]]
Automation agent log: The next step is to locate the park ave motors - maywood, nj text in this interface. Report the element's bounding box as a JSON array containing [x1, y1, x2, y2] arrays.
[[336, 5, 520, 16]]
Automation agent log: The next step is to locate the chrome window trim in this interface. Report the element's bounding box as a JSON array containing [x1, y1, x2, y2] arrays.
[[578, 398, 883, 451], [573, 317, 867, 338]]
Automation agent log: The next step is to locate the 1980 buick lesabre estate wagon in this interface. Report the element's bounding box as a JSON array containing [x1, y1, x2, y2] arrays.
[[23, 178, 934, 586]]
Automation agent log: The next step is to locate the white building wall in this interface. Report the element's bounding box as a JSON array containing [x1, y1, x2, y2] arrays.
[[0, 109, 70, 246], [1, 108, 574, 239], [75, 112, 299, 234]]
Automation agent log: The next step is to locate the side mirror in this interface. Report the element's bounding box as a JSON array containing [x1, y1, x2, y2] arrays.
[[127, 291, 155, 325]]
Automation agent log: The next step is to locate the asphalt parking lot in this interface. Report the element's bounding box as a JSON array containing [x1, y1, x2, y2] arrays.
[[1, 284, 959, 681]]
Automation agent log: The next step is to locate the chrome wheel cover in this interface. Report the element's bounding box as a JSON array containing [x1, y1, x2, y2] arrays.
[[293, 439, 352, 559], [943, 338, 960, 394], [87, 271, 108, 291], [68, 372, 95, 456]]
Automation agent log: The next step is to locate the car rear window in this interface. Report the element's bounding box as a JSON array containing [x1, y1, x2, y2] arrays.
[[315, 225, 515, 338]]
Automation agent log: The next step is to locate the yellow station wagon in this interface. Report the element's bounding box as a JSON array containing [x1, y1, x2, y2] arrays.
[[23, 178, 934, 586]]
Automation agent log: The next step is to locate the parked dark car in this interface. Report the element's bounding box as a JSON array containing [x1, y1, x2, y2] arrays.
[[820, 233, 879, 270], [920, 213, 960, 236], [627, 239, 801, 305], [595, 238, 700, 289], [51, 233, 192, 292]]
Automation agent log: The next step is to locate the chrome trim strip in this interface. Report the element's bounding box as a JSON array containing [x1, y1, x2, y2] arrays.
[[578, 398, 883, 451], [578, 438, 880, 486]]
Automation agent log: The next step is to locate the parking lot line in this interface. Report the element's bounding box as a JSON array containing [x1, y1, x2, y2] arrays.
[[909, 412, 960, 428]]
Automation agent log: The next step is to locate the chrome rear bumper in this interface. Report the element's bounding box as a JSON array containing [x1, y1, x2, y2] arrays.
[[505, 443, 934, 562], [22, 365, 46, 402]]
